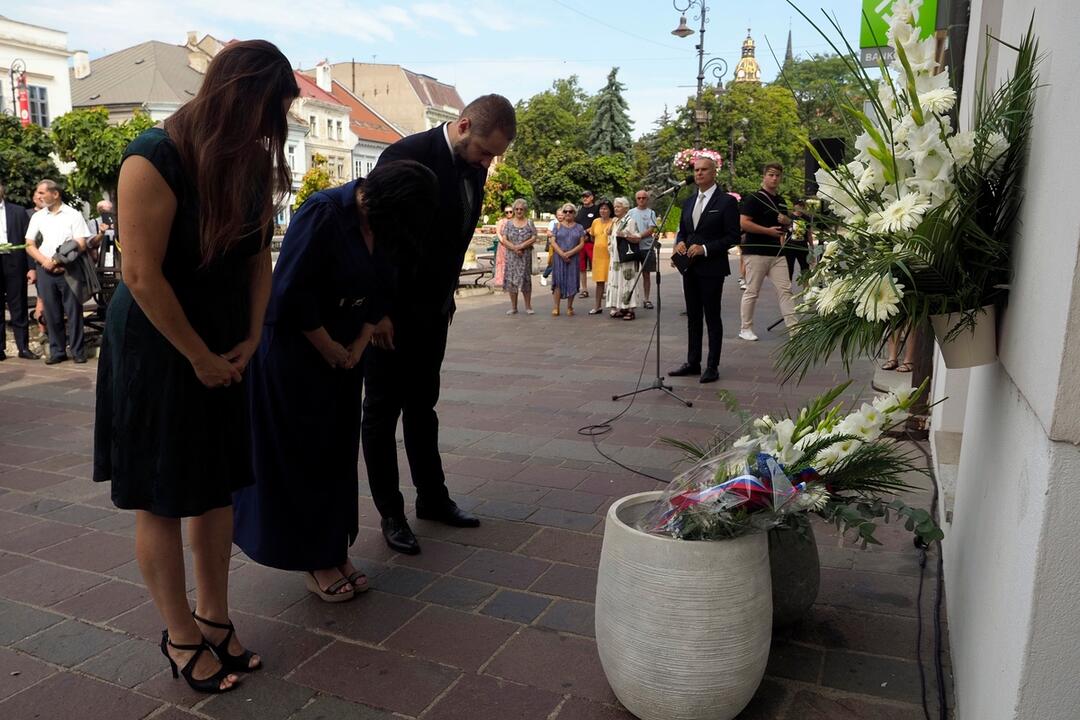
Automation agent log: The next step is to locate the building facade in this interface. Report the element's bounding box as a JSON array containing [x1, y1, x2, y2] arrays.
[[293, 65, 355, 185], [326, 79, 403, 180], [0, 15, 73, 128], [931, 2, 1080, 718], [323, 61, 463, 136]]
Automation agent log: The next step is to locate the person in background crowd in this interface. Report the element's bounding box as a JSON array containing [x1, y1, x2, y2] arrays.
[[586, 200, 613, 314], [87, 200, 116, 263], [668, 155, 740, 383], [629, 190, 658, 309], [94, 40, 299, 694], [362, 95, 515, 556], [738, 163, 796, 341], [0, 181, 36, 359], [27, 186, 47, 339], [233, 160, 438, 603], [493, 205, 511, 288], [784, 199, 814, 284], [540, 207, 561, 287], [575, 190, 598, 299], [499, 197, 537, 315], [551, 202, 585, 316], [605, 197, 642, 321], [24, 180, 90, 364]]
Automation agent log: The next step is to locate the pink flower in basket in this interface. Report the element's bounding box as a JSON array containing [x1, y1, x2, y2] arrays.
[[673, 148, 723, 172]]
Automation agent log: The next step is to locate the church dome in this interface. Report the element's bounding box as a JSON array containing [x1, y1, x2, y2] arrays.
[[734, 29, 762, 84]]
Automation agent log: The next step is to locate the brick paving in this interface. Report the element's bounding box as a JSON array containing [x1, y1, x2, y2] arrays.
[[0, 260, 952, 719]]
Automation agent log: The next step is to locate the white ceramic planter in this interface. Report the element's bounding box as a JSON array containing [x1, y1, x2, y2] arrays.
[[595, 491, 772, 720], [930, 304, 997, 369]]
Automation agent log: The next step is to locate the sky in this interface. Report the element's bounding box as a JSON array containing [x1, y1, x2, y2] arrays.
[[31, 0, 864, 138]]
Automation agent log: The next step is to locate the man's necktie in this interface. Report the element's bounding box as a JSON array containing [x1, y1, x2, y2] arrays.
[[692, 192, 706, 229]]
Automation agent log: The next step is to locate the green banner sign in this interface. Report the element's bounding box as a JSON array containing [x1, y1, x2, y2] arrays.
[[859, 0, 937, 48]]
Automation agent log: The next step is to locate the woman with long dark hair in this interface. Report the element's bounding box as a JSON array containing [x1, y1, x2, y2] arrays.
[[233, 160, 437, 602], [93, 40, 299, 693]]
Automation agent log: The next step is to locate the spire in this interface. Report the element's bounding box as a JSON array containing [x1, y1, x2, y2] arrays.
[[785, 26, 794, 66]]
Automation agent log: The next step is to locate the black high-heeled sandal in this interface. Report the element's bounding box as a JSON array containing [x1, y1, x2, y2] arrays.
[[159, 629, 238, 694], [192, 611, 262, 673]]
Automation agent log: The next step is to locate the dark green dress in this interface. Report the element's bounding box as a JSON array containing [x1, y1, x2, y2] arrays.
[[93, 127, 267, 517]]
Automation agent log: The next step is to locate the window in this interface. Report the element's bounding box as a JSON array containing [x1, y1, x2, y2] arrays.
[[337, 163, 344, 178], [327, 119, 333, 139], [309, 115, 317, 137], [336, 120, 343, 141], [354, 160, 362, 178], [28, 86, 49, 127], [287, 144, 296, 170], [366, 161, 374, 175]]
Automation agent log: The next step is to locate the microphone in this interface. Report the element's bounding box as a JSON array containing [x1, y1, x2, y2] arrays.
[[657, 177, 692, 197]]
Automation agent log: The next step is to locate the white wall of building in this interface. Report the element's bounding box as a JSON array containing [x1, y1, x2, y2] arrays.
[[941, 1, 1080, 718], [352, 140, 386, 180], [0, 16, 72, 127]]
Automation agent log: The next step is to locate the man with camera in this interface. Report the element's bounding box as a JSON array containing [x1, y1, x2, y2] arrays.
[[86, 200, 116, 265]]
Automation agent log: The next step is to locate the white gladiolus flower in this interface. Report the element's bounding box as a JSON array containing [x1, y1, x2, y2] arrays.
[[733, 434, 756, 450], [854, 276, 905, 322], [890, 384, 917, 405], [915, 69, 951, 97], [772, 419, 796, 450], [870, 192, 931, 234], [983, 131, 1010, 168], [822, 241, 840, 258]]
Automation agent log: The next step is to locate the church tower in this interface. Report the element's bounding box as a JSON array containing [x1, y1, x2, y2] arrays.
[[734, 29, 762, 84]]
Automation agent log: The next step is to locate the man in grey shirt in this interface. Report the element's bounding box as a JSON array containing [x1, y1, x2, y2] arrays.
[[628, 190, 659, 309]]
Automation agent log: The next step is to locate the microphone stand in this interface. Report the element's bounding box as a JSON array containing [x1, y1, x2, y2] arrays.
[[612, 182, 693, 407]]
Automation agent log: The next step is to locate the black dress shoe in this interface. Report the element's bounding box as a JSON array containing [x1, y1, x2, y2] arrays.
[[699, 368, 720, 384], [381, 516, 420, 555], [0, 352, 6, 361], [73, 355, 87, 364], [415, 501, 480, 528], [44, 354, 67, 365], [668, 362, 702, 377], [17, 350, 39, 360]]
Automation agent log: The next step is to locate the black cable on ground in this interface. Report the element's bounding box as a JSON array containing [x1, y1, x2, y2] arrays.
[[578, 309, 669, 484], [907, 431, 949, 720]]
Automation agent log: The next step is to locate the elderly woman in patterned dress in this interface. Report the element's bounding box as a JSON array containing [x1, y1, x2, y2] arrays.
[[498, 197, 537, 315], [605, 197, 642, 321]]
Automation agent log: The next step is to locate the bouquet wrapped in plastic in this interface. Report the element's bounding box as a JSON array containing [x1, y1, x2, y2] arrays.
[[639, 447, 828, 541]]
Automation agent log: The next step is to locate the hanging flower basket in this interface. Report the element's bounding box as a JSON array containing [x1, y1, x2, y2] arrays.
[[930, 304, 997, 368]]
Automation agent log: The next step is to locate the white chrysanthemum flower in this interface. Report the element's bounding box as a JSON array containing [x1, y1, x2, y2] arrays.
[[950, 130, 976, 166], [984, 131, 1010, 164], [854, 276, 905, 322], [869, 192, 931, 234], [921, 86, 957, 115], [816, 281, 850, 316]]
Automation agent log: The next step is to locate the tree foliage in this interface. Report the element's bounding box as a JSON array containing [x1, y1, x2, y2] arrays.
[[777, 53, 870, 154], [482, 163, 534, 221], [504, 76, 593, 180], [683, 83, 807, 199], [293, 153, 332, 210], [0, 114, 60, 207], [51, 107, 155, 204], [587, 67, 633, 158], [531, 148, 634, 211]]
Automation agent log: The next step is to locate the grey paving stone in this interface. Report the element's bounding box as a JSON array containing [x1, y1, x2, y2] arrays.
[[368, 565, 438, 597], [14, 497, 70, 516], [474, 499, 536, 521], [77, 637, 163, 687], [536, 599, 595, 637], [528, 507, 599, 533], [417, 576, 496, 611], [288, 693, 396, 719], [201, 671, 316, 720], [821, 650, 923, 703], [15, 619, 127, 667], [0, 598, 65, 644], [481, 590, 551, 624], [765, 640, 824, 683]]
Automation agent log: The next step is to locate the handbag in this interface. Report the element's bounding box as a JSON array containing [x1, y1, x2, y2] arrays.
[[614, 216, 640, 263]]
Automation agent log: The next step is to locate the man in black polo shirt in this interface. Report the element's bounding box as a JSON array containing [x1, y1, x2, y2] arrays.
[[575, 190, 598, 298], [738, 163, 796, 341]]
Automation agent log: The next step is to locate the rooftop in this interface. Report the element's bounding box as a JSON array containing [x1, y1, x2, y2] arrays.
[[70, 41, 202, 108]]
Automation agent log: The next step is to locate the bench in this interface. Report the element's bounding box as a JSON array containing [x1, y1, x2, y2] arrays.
[[459, 252, 495, 287]]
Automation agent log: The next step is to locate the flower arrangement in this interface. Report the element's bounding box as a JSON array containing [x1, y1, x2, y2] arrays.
[[649, 381, 943, 546], [776, 0, 1040, 379], [673, 147, 723, 172]]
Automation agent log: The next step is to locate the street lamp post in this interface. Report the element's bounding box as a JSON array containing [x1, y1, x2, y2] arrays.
[[672, 1, 728, 148], [8, 58, 27, 121]]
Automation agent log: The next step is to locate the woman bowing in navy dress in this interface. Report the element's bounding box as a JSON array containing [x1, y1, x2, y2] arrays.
[[233, 160, 437, 602]]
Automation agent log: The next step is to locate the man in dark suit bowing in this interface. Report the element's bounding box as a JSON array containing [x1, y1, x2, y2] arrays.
[[668, 155, 741, 384], [362, 95, 516, 554], [0, 181, 36, 360]]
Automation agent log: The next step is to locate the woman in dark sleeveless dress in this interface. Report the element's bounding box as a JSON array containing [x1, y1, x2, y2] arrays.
[[93, 41, 298, 694]]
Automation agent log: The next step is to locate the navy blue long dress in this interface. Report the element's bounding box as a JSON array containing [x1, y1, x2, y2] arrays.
[[233, 180, 386, 570]]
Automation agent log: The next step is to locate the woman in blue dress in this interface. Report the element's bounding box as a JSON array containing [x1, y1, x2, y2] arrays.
[[550, 202, 586, 316], [233, 160, 437, 602]]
